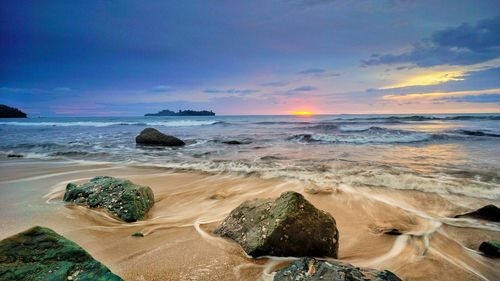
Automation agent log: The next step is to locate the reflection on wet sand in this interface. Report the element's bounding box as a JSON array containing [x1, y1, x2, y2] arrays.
[[0, 160, 498, 280]]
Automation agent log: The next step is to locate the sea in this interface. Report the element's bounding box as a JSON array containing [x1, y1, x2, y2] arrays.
[[1, 114, 499, 199]]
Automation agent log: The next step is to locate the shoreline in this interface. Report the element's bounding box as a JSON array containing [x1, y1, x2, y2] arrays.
[[0, 159, 499, 280]]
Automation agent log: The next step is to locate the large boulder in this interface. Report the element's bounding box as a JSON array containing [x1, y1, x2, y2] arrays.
[[135, 128, 185, 146], [64, 176, 154, 222], [454, 204, 500, 222], [214, 191, 339, 258], [479, 240, 500, 257], [274, 258, 401, 281], [0, 226, 123, 281]]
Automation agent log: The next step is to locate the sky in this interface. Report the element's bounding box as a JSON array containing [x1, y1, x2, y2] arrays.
[[1, 0, 500, 116]]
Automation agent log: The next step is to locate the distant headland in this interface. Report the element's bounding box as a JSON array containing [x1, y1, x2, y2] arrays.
[[0, 104, 27, 118], [145, 109, 215, 116]]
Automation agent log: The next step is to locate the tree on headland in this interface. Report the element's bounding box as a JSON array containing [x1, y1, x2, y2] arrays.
[[0, 104, 27, 118]]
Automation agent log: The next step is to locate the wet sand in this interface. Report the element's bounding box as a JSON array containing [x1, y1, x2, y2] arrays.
[[0, 159, 499, 280]]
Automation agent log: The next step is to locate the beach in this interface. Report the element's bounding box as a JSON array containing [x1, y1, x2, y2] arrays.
[[1, 114, 500, 280], [1, 155, 498, 280]]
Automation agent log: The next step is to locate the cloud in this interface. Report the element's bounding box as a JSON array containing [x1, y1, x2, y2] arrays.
[[53, 87, 72, 92], [293, 0, 336, 6], [440, 93, 500, 103], [297, 68, 340, 78], [380, 70, 466, 89], [381, 88, 500, 101], [362, 16, 500, 67], [204, 88, 260, 95], [298, 68, 326, 75], [291, 85, 317, 92], [260, 81, 291, 87], [150, 85, 172, 92]]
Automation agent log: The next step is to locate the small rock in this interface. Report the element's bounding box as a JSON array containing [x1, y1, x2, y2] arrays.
[[479, 240, 500, 257], [454, 205, 500, 222], [131, 232, 144, 237], [7, 154, 23, 158]]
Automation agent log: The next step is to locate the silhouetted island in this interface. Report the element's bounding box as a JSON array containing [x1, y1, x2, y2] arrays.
[[145, 109, 215, 116], [0, 104, 27, 118]]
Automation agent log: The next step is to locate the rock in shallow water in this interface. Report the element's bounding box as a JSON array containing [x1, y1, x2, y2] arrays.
[[274, 258, 401, 281], [64, 176, 154, 222], [454, 204, 500, 222], [135, 128, 185, 146], [479, 240, 500, 257], [0, 226, 123, 281], [214, 191, 339, 258]]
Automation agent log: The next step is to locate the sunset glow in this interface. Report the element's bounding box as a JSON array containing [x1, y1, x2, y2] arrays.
[[292, 111, 314, 116]]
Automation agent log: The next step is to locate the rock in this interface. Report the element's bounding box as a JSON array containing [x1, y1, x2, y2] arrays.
[[454, 204, 500, 222], [7, 154, 23, 158], [383, 229, 402, 235], [131, 232, 144, 237], [135, 128, 185, 146], [214, 191, 339, 258], [273, 258, 401, 281], [479, 240, 500, 257], [221, 140, 252, 145], [0, 226, 123, 281], [0, 104, 27, 118], [63, 176, 154, 222]]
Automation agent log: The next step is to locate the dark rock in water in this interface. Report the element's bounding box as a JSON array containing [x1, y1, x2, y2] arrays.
[[274, 258, 401, 281], [0, 226, 123, 281], [454, 204, 500, 222], [384, 229, 403, 235], [0, 104, 27, 118], [7, 154, 23, 158], [64, 176, 154, 222], [222, 140, 244, 145], [135, 128, 185, 146], [131, 232, 144, 237], [479, 240, 500, 257], [214, 191, 339, 258]]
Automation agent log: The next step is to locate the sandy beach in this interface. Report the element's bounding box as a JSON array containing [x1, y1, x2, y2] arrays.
[[1, 159, 498, 280]]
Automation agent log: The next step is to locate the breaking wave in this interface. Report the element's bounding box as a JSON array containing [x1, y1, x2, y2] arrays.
[[289, 127, 435, 144]]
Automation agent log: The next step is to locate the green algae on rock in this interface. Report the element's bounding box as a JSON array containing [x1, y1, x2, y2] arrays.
[[214, 191, 339, 258], [64, 176, 154, 222], [0, 226, 123, 281], [273, 258, 401, 281]]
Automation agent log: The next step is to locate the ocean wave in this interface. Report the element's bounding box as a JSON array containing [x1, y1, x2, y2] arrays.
[[0, 120, 221, 127], [289, 127, 435, 144], [128, 159, 499, 200], [254, 121, 311, 125], [330, 115, 500, 122]]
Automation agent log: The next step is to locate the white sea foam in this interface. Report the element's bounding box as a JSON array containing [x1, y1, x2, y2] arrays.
[[0, 120, 220, 127]]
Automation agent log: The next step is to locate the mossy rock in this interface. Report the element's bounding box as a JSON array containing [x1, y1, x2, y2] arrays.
[[214, 191, 339, 258], [64, 176, 154, 222], [0, 226, 123, 281], [274, 258, 401, 281]]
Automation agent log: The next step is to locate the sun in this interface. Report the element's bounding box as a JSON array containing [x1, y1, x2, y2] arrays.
[[292, 111, 314, 116]]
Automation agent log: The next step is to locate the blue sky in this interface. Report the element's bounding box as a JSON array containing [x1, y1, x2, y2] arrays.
[[1, 0, 499, 116]]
